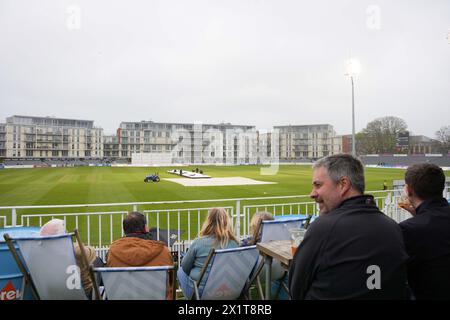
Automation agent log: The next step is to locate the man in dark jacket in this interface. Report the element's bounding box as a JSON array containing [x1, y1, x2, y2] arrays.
[[289, 154, 408, 300], [398, 163, 450, 300]]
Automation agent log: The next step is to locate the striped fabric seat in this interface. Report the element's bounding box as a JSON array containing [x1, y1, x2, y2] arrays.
[[191, 245, 259, 300], [6, 233, 88, 300], [94, 266, 174, 300]]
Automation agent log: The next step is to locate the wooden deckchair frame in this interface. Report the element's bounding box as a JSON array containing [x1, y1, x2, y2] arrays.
[[190, 247, 258, 300], [191, 248, 215, 300], [247, 216, 312, 300], [92, 265, 174, 300], [3, 233, 40, 300], [74, 229, 101, 300], [4, 230, 101, 300]]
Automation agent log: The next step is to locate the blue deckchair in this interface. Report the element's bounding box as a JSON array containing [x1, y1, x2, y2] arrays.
[[3, 230, 99, 300], [93, 266, 174, 300], [184, 245, 259, 300]]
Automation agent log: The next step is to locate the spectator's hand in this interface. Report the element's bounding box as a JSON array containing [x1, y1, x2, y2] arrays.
[[399, 203, 416, 216]]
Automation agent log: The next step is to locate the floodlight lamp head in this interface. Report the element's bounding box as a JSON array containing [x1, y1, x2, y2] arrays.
[[345, 58, 361, 76]]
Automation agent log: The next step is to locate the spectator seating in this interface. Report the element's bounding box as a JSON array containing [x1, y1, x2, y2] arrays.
[[257, 217, 309, 299], [3, 231, 97, 300], [186, 245, 259, 300], [93, 266, 174, 300], [260, 217, 307, 242]]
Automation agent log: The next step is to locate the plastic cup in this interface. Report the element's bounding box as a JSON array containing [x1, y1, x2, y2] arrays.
[[397, 190, 411, 209]]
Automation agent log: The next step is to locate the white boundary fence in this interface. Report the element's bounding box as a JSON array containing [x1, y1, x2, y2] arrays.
[[0, 216, 6, 227], [1, 188, 449, 262]]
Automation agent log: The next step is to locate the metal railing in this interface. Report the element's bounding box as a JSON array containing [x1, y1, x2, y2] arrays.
[[142, 207, 234, 244], [0, 216, 6, 228], [18, 206, 233, 247], [0, 195, 307, 237], [1, 188, 449, 256]]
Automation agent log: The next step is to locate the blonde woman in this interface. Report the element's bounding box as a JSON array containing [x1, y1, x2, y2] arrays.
[[241, 211, 274, 246], [177, 207, 239, 298], [241, 211, 289, 300]]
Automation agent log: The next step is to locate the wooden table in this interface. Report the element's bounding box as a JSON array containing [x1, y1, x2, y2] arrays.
[[256, 240, 293, 300]]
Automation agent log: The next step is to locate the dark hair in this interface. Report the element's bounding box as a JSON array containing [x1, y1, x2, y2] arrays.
[[123, 211, 147, 234], [405, 163, 445, 200], [313, 153, 365, 194]]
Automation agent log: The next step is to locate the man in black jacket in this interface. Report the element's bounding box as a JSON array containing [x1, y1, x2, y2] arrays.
[[398, 163, 450, 300], [289, 154, 408, 299]]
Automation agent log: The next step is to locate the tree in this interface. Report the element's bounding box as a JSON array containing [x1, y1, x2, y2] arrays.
[[435, 125, 450, 153], [356, 116, 408, 154]]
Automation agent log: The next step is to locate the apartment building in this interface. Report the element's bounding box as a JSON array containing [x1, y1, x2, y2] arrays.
[[0, 123, 6, 158], [274, 124, 340, 160], [0, 115, 347, 164], [3, 115, 103, 159], [117, 121, 257, 164]]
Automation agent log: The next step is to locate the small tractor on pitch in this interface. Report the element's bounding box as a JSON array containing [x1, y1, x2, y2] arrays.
[[144, 173, 160, 183]]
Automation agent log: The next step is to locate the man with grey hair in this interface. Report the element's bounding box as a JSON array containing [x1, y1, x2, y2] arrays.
[[289, 154, 408, 299]]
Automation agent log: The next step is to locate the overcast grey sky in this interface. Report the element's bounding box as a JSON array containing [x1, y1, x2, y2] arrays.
[[1, 0, 449, 136]]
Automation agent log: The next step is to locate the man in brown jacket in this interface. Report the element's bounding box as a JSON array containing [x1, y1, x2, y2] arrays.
[[107, 211, 174, 298]]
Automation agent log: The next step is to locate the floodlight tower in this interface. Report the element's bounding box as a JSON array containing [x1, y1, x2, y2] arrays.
[[345, 58, 361, 157]]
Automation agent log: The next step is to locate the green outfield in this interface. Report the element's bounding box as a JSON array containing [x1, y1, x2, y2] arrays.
[[0, 165, 447, 245], [0, 165, 412, 206]]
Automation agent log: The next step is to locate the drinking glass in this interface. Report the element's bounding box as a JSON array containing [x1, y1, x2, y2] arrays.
[[288, 228, 306, 256]]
